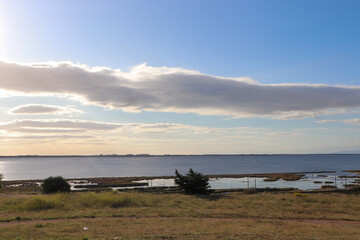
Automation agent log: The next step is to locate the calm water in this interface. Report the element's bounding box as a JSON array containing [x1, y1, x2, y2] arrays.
[[132, 172, 357, 190], [0, 154, 359, 180]]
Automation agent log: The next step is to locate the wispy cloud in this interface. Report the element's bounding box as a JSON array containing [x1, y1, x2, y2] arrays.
[[0, 118, 315, 155], [0, 118, 299, 139], [1, 61, 360, 119], [0, 119, 120, 133], [318, 119, 360, 126], [343, 119, 360, 125], [0, 119, 231, 135], [8, 104, 83, 116], [0, 135, 94, 140]]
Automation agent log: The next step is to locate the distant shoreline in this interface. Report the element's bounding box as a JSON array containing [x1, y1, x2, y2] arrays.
[[0, 170, 340, 186], [1, 153, 360, 158]]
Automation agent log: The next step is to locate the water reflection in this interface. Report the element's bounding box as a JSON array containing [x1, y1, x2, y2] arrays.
[[0, 161, 8, 179], [1, 155, 360, 180], [132, 172, 359, 190]]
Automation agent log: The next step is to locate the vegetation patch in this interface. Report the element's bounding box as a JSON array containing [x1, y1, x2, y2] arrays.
[[293, 192, 306, 197], [2, 192, 360, 239], [42, 176, 71, 194], [321, 185, 338, 189], [175, 169, 211, 194], [343, 170, 360, 175]]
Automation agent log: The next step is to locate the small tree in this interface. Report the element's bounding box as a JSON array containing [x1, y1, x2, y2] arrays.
[[0, 173, 2, 189], [42, 176, 70, 194], [174, 168, 211, 194]]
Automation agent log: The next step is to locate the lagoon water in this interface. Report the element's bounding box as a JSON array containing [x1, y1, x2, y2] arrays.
[[0, 154, 360, 180], [132, 172, 357, 191]]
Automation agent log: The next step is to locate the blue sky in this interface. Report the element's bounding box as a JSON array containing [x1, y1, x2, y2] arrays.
[[0, 0, 359, 155]]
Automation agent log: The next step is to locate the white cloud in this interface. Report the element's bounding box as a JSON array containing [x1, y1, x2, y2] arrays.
[[122, 123, 224, 134], [318, 119, 360, 126], [0, 119, 299, 139], [0, 135, 94, 140], [0, 119, 229, 135], [8, 104, 83, 115], [1, 60, 360, 118], [0, 119, 121, 133], [343, 119, 360, 125]]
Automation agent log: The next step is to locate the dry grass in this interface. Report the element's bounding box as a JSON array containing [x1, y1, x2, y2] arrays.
[[2, 217, 360, 240], [1, 191, 360, 220], [1, 192, 159, 213], [1, 191, 360, 239]]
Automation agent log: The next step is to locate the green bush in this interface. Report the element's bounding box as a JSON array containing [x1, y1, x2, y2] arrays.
[[174, 168, 211, 194], [42, 176, 71, 194]]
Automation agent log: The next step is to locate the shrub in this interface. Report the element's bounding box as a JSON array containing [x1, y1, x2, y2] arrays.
[[174, 168, 211, 194], [42, 176, 71, 194]]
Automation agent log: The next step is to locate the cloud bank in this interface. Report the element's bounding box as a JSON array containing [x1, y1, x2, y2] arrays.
[[1, 61, 360, 119], [0, 119, 120, 133], [0, 119, 298, 141], [0, 119, 227, 135], [8, 104, 83, 115]]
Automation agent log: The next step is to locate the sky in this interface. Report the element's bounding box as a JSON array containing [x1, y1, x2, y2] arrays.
[[0, 0, 359, 155]]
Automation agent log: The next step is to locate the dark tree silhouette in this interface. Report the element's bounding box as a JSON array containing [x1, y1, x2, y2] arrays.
[[174, 168, 211, 194], [42, 176, 71, 194], [0, 173, 2, 189]]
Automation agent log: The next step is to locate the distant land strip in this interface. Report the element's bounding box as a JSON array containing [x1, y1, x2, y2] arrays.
[[0, 153, 359, 158]]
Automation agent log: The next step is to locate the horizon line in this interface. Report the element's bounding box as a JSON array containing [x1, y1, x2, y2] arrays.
[[0, 153, 359, 158]]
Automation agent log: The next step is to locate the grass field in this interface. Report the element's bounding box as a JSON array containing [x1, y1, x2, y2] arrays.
[[1, 190, 360, 239]]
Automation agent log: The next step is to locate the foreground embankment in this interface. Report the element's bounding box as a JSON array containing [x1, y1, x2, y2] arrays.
[[1, 191, 360, 239]]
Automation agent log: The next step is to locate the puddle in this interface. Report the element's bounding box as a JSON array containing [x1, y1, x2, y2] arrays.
[[68, 180, 98, 190]]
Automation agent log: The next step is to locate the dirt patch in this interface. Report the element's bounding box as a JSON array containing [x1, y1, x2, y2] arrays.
[[1, 215, 360, 228]]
